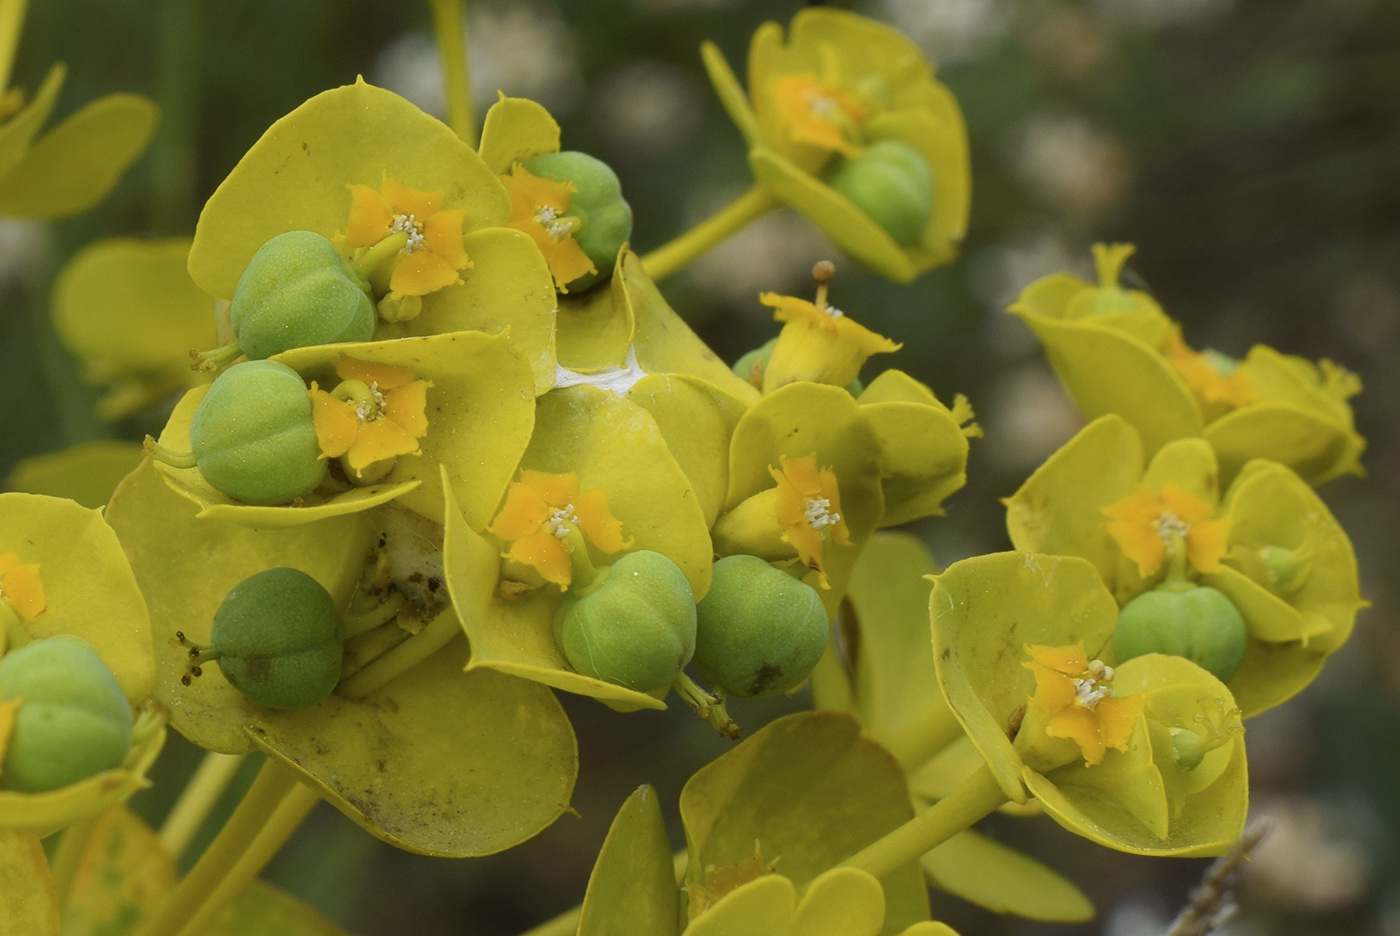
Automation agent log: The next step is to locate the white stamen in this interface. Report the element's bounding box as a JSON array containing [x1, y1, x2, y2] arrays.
[[1156, 510, 1191, 543], [534, 204, 573, 242], [805, 496, 841, 533], [546, 506, 581, 547], [808, 93, 841, 120], [390, 214, 426, 254], [823, 304, 845, 320], [1072, 659, 1115, 710], [354, 381, 388, 423]]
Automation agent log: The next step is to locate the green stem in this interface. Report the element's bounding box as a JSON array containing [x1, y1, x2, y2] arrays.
[[49, 814, 97, 906], [132, 758, 297, 936], [151, 0, 202, 233], [0, 0, 28, 92], [840, 763, 1008, 879], [640, 185, 780, 282], [1162, 530, 1191, 591], [881, 705, 967, 771], [173, 782, 321, 936], [337, 589, 407, 640], [427, 0, 475, 147], [157, 752, 248, 862], [354, 231, 409, 281], [672, 672, 740, 739], [190, 341, 242, 373], [143, 435, 198, 469], [338, 607, 461, 700]]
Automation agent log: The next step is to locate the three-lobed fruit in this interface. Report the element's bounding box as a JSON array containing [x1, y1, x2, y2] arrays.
[[524, 150, 633, 292], [210, 567, 342, 709], [827, 139, 933, 247], [553, 550, 695, 692], [189, 360, 327, 505], [230, 231, 376, 359], [1114, 584, 1248, 683], [693, 555, 828, 698], [0, 635, 133, 793]]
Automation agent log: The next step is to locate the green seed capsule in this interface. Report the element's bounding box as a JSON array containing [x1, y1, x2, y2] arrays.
[[210, 567, 342, 710], [1114, 585, 1248, 683], [693, 555, 828, 698], [230, 231, 376, 360], [827, 139, 933, 247], [189, 360, 327, 505], [524, 150, 633, 292], [553, 551, 696, 692], [0, 635, 133, 793]]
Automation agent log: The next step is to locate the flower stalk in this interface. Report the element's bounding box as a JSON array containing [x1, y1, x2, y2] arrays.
[[428, 0, 475, 147], [640, 184, 780, 282]]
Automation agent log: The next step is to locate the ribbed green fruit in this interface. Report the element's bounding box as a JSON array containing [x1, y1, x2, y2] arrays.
[[827, 139, 933, 247], [525, 150, 633, 292], [1114, 585, 1248, 682]]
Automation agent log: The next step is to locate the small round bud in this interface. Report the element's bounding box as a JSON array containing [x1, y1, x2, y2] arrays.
[[553, 551, 696, 692], [693, 555, 829, 698], [524, 151, 633, 292], [0, 635, 133, 792], [827, 140, 933, 247], [230, 231, 376, 359], [1114, 585, 1248, 683], [189, 360, 327, 505], [211, 567, 342, 709]]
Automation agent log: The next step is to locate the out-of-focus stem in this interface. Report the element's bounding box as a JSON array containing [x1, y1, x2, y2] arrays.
[[0, 0, 29, 92], [640, 184, 780, 282], [158, 751, 248, 861], [428, 0, 475, 146]]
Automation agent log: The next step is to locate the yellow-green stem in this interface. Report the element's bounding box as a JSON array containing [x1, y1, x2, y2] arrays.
[[132, 758, 297, 936], [158, 751, 248, 861], [49, 814, 98, 906], [640, 184, 780, 282], [840, 763, 1008, 879], [338, 607, 461, 700], [428, 0, 475, 147], [881, 705, 967, 771], [0, 0, 28, 92], [173, 782, 321, 936]]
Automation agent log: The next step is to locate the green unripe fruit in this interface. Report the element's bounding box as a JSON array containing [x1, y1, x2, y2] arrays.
[[827, 139, 934, 247], [524, 150, 633, 292], [553, 551, 696, 692], [1114, 585, 1248, 683], [230, 231, 376, 359], [211, 567, 343, 710], [693, 555, 829, 698], [190, 360, 327, 505], [0, 635, 133, 793]]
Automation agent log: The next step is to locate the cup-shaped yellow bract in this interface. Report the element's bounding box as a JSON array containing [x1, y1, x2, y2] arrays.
[[714, 383, 883, 616], [0, 64, 157, 218], [105, 461, 579, 857], [702, 9, 970, 283], [680, 711, 933, 932], [455, 385, 714, 712], [855, 371, 978, 527], [1009, 244, 1364, 486], [575, 785, 679, 936], [0, 493, 164, 834], [930, 552, 1247, 856], [1005, 416, 1364, 716], [187, 78, 558, 394], [152, 330, 535, 530], [52, 238, 215, 420]]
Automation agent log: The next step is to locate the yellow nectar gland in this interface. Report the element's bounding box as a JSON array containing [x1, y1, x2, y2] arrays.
[[1103, 483, 1228, 579], [772, 73, 866, 157], [770, 453, 850, 589], [341, 176, 471, 299], [1024, 644, 1144, 766], [0, 553, 45, 621], [502, 166, 595, 291], [309, 358, 431, 477], [487, 471, 631, 590]]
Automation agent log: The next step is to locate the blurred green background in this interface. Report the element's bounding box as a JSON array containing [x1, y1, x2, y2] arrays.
[[3, 0, 1398, 933]]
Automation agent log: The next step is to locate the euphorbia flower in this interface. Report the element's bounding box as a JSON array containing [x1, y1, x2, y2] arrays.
[[760, 291, 900, 392], [502, 165, 595, 291], [309, 357, 432, 475], [340, 176, 471, 299], [771, 453, 851, 588], [0, 553, 44, 621], [1103, 484, 1229, 579], [487, 470, 632, 589], [770, 73, 866, 157], [1023, 644, 1144, 767], [1160, 326, 1256, 419]]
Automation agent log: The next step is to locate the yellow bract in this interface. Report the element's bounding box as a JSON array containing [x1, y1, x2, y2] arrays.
[[1103, 483, 1228, 579], [342, 176, 471, 297], [760, 292, 900, 392], [0, 553, 43, 620], [702, 9, 970, 282], [503, 164, 596, 291], [1022, 644, 1143, 767], [487, 470, 632, 589]]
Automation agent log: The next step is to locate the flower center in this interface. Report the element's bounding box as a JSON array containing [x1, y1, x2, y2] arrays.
[[807, 92, 842, 120], [390, 213, 426, 254], [1155, 510, 1191, 544], [353, 381, 388, 422], [804, 496, 841, 534], [822, 304, 845, 320], [1072, 659, 1115, 710], [534, 204, 574, 243], [546, 505, 581, 546]]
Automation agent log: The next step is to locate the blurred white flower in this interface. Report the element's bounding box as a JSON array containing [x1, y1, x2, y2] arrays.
[[1007, 110, 1132, 223], [865, 0, 1011, 64], [684, 191, 840, 306], [374, 0, 582, 119], [593, 60, 702, 156]]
